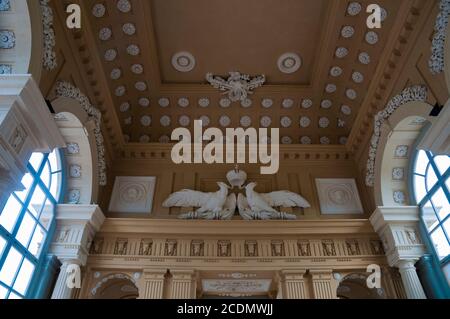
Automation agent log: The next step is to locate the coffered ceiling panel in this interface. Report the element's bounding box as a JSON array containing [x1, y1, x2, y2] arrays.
[[81, 0, 404, 145]]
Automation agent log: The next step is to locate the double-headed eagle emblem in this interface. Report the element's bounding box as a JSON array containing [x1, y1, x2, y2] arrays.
[[206, 72, 266, 102]]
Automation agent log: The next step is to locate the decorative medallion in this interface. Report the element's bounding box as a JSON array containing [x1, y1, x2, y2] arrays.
[[338, 119, 346, 128], [395, 145, 409, 158], [124, 117, 132, 125], [219, 115, 231, 127], [282, 99, 294, 109], [320, 136, 331, 145], [0, 64, 12, 74], [352, 71, 364, 83], [0, 30, 15, 49], [341, 26, 355, 38], [280, 116, 292, 128], [131, 64, 144, 74], [321, 99, 332, 109], [199, 115, 210, 127], [380, 7, 388, 21], [0, 0, 11, 11], [172, 51, 196, 72], [335, 47, 349, 58], [392, 167, 405, 181], [92, 3, 106, 17], [119, 101, 130, 112], [67, 189, 81, 204], [325, 84, 337, 93], [300, 136, 312, 144], [178, 97, 189, 107], [115, 86, 126, 97], [98, 27, 112, 41], [358, 52, 371, 65], [158, 98, 170, 108], [117, 0, 131, 13], [301, 99, 313, 109], [277, 52, 302, 74], [281, 136, 293, 144], [69, 164, 82, 178], [104, 49, 117, 61], [261, 98, 273, 108], [319, 117, 330, 128], [219, 98, 231, 108], [341, 105, 352, 115], [346, 89, 357, 100], [140, 115, 151, 127], [330, 66, 343, 77], [241, 98, 252, 108], [122, 23, 136, 35], [198, 98, 210, 108], [347, 2, 362, 16], [126, 44, 140, 56], [110, 68, 122, 80], [299, 116, 311, 128], [365, 31, 379, 45], [160, 115, 171, 127], [240, 116, 252, 127], [206, 72, 266, 102], [66, 143, 80, 155], [393, 191, 406, 204], [260, 116, 272, 128], [135, 81, 147, 91], [339, 137, 348, 145], [139, 98, 150, 107], [179, 115, 190, 127]]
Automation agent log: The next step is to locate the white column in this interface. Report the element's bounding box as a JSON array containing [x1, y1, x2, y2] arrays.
[[397, 260, 426, 299], [370, 206, 427, 299], [0, 75, 65, 207], [48, 205, 105, 299], [51, 260, 81, 299], [280, 269, 308, 299]]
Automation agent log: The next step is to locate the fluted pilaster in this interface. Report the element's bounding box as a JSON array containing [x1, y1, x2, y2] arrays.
[[310, 270, 336, 299], [397, 260, 426, 299], [141, 269, 167, 299], [281, 270, 307, 299]]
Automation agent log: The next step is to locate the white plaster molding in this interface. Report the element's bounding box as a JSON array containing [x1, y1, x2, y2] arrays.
[[369, 206, 426, 267], [48, 204, 105, 265], [429, 0, 450, 74], [206, 72, 266, 102], [108, 176, 156, 214], [315, 178, 364, 215], [366, 86, 428, 187], [417, 100, 450, 155], [55, 81, 107, 186], [40, 0, 57, 70]]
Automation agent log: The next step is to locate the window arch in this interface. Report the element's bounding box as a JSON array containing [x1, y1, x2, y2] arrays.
[[412, 150, 450, 266], [0, 149, 63, 299]]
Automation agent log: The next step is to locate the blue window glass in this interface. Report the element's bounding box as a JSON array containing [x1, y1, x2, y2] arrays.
[[0, 149, 63, 299], [413, 150, 450, 262]]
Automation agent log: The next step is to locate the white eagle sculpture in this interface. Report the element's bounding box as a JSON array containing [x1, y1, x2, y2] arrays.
[[205, 72, 266, 102], [162, 182, 236, 220], [162, 169, 310, 220], [237, 182, 310, 220]]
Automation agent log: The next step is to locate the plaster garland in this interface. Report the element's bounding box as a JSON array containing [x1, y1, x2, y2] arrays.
[[429, 0, 450, 74], [365, 85, 427, 187], [55, 81, 107, 186], [40, 0, 57, 70]]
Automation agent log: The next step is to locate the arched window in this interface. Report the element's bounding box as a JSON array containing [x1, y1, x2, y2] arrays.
[[412, 150, 450, 276], [0, 149, 63, 299]]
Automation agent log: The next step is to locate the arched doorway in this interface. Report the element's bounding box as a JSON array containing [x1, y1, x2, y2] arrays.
[[90, 274, 139, 299], [336, 273, 386, 299]]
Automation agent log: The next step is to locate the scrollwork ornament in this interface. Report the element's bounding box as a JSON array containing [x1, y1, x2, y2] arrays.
[[429, 0, 450, 74], [365, 86, 427, 186], [40, 0, 57, 70], [55, 81, 107, 186]]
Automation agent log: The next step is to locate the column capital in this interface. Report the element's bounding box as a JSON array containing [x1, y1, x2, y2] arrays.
[[309, 269, 333, 280], [370, 206, 426, 267], [170, 269, 196, 279], [48, 204, 105, 266], [143, 268, 167, 280]]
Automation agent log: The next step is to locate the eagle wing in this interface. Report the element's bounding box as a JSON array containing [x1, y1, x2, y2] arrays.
[[259, 191, 310, 208], [206, 73, 232, 91], [162, 189, 212, 208]]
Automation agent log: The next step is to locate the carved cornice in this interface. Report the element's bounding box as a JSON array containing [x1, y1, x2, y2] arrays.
[[347, 1, 431, 155], [97, 218, 375, 236], [116, 144, 353, 163]]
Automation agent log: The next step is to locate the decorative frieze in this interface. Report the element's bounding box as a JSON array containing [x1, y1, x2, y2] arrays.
[[40, 0, 57, 70], [429, 0, 450, 74]]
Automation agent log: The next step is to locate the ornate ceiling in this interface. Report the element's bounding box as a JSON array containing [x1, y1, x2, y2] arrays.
[[80, 0, 403, 145]]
